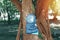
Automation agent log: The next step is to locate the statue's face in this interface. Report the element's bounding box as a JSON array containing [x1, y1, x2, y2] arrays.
[[26, 14, 39, 35], [26, 14, 36, 23]]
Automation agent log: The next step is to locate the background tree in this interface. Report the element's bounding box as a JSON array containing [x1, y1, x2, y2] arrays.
[[49, 0, 58, 22], [11, 0, 41, 40], [11, 0, 22, 40], [3, 0, 20, 24]]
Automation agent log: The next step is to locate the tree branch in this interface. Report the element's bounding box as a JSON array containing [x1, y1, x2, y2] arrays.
[[11, 0, 22, 12], [11, 0, 22, 40]]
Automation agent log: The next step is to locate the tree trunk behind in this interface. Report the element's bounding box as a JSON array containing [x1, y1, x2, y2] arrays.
[[35, 0, 53, 40]]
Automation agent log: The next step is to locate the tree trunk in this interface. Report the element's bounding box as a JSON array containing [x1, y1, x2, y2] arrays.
[[35, 0, 53, 40], [11, 0, 53, 40], [22, 0, 40, 40], [11, 0, 22, 40], [11, 0, 40, 40], [8, 12, 10, 24]]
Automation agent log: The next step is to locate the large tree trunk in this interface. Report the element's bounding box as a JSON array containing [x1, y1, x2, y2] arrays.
[[11, 0, 40, 40], [22, 0, 40, 40], [35, 0, 53, 40], [11, 0, 53, 40]]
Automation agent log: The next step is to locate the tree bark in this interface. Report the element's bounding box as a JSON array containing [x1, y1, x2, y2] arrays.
[[35, 0, 53, 40], [22, 0, 40, 40], [11, 0, 53, 40], [11, 0, 22, 12], [11, 0, 22, 40], [11, 0, 40, 40]]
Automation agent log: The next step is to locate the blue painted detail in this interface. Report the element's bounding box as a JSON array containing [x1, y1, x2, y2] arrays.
[[26, 14, 39, 35]]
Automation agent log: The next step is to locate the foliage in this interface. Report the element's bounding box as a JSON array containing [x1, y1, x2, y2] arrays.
[[0, 0, 36, 22], [0, 2, 2, 7]]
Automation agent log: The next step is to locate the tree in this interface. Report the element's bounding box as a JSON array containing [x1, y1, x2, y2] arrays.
[[11, 0, 22, 40], [3, 0, 11, 23], [0, 2, 2, 8], [0, 2, 2, 16], [35, 0, 53, 40], [22, 0, 40, 40], [49, 0, 58, 22], [3, 0, 20, 24], [11, 0, 53, 40]]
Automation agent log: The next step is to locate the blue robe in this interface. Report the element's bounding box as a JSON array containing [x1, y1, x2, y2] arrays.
[[26, 14, 39, 35]]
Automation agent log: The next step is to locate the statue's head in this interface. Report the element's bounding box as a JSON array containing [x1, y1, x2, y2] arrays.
[[26, 14, 36, 23]]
